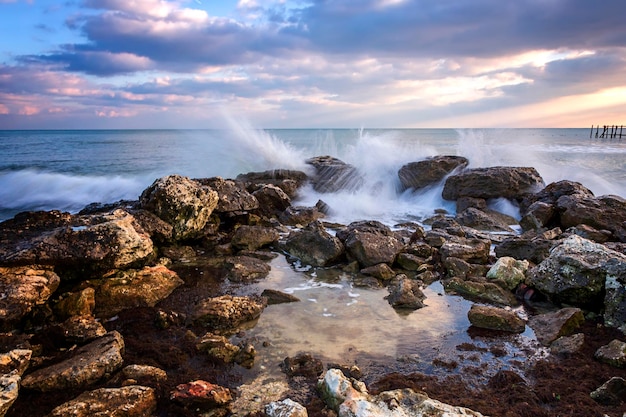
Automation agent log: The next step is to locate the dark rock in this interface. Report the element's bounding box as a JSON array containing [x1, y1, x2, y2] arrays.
[[279, 205, 325, 226], [231, 225, 279, 251], [57, 315, 107, 344], [281, 353, 324, 378], [170, 380, 233, 410], [594, 339, 626, 368], [568, 224, 612, 243], [467, 304, 526, 333], [49, 385, 157, 417], [385, 274, 426, 309], [519, 180, 594, 213], [590, 377, 626, 405], [236, 169, 309, 198], [456, 197, 487, 212], [455, 207, 516, 232], [398, 155, 468, 191], [284, 221, 344, 267], [527, 307, 585, 346], [252, 184, 291, 217], [557, 194, 626, 242], [193, 295, 266, 330], [444, 277, 518, 306], [223, 255, 271, 282], [195, 177, 259, 213], [361, 263, 395, 280], [550, 333, 585, 355], [443, 166, 545, 201], [519, 201, 556, 231], [337, 221, 404, 267], [439, 236, 491, 264], [306, 155, 363, 193], [261, 289, 300, 305], [494, 235, 555, 264]]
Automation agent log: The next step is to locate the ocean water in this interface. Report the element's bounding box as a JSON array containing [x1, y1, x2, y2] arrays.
[[1, 126, 624, 223]]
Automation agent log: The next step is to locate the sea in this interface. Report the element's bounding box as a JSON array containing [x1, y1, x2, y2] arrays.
[[1, 126, 625, 224], [1, 126, 625, 384]]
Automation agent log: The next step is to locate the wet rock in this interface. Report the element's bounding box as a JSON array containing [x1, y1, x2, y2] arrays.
[[139, 174, 218, 240], [550, 333, 585, 355], [557, 194, 626, 242], [455, 207, 517, 232], [196, 177, 259, 213], [590, 377, 626, 405], [265, 398, 308, 417], [439, 236, 491, 264], [0, 265, 60, 331], [230, 225, 279, 251], [385, 274, 426, 310], [337, 221, 404, 267], [130, 208, 174, 244], [568, 224, 612, 243], [0, 371, 20, 417], [279, 205, 325, 226], [494, 234, 555, 264], [21, 331, 125, 391], [521, 180, 595, 212], [281, 353, 324, 378], [236, 169, 309, 198], [58, 315, 107, 344], [93, 265, 183, 318], [193, 295, 266, 330], [594, 339, 626, 368], [361, 263, 395, 281], [53, 287, 95, 321], [486, 256, 529, 291], [0, 349, 32, 376], [170, 380, 233, 410], [605, 271, 626, 332], [527, 307, 585, 346], [318, 368, 486, 417], [444, 277, 518, 306], [306, 155, 363, 193], [252, 184, 292, 217], [261, 289, 300, 305], [116, 364, 167, 387], [395, 252, 426, 271], [519, 201, 555, 231], [48, 385, 157, 417], [0, 209, 154, 274], [284, 221, 344, 267], [467, 304, 526, 333], [442, 166, 545, 201], [223, 255, 271, 282], [397, 155, 468, 191], [527, 235, 626, 306], [196, 333, 255, 367]]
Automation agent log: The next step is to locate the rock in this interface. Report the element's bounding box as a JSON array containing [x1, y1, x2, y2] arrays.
[[456, 207, 518, 232], [395, 253, 426, 271], [568, 224, 612, 243], [0, 371, 20, 417], [117, 364, 168, 387], [594, 339, 626, 368], [590, 377, 626, 405], [279, 205, 325, 226], [53, 287, 96, 321], [58, 315, 107, 343], [231, 225, 279, 251], [139, 174, 218, 240], [0, 209, 154, 274], [223, 255, 271, 282], [605, 271, 626, 332], [520, 180, 594, 212], [361, 263, 395, 280], [281, 353, 324, 378], [193, 295, 266, 330], [130, 209, 174, 244], [21, 331, 125, 391], [557, 194, 626, 242], [318, 368, 486, 417], [444, 277, 518, 306], [196, 333, 255, 367], [284, 221, 344, 267], [527, 235, 626, 306], [261, 289, 300, 305], [0, 349, 32, 376], [550, 333, 585, 355], [467, 304, 526, 333], [306, 155, 363, 193], [442, 166, 545, 201], [439, 236, 491, 264], [337, 221, 404, 267], [397, 156, 468, 191], [527, 308, 585, 346], [385, 275, 426, 309], [236, 169, 309, 198], [457, 197, 488, 212], [93, 265, 183, 318], [265, 398, 308, 417], [170, 380, 233, 410], [0, 265, 60, 331], [196, 177, 259, 213], [442, 256, 472, 279], [48, 385, 157, 417], [519, 201, 556, 231], [494, 235, 554, 264], [252, 184, 292, 217], [486, 257, 529, 291]]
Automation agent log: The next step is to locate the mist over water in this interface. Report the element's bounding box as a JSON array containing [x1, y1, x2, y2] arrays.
[[0, 126, 624, 223]]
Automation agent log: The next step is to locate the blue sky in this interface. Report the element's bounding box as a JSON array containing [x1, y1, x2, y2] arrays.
[[0, 0, 625, 129]]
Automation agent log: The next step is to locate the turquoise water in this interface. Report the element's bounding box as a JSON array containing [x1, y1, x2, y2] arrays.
[[1, 127, 624, 222]]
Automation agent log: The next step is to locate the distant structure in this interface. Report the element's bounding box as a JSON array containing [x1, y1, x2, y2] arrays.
[[590, 125, 624, 138]]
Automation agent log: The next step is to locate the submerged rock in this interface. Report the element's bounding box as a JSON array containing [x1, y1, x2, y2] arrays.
[[223, 255, 271, 282]]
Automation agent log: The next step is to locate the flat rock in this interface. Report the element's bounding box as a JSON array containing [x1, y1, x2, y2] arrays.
[[443, 166, 545, 201], [594, 339, 626, 368], [527, 307, 585, 346], [48, 385, 157, 417], [230, 225, 279, 251], [224, 255, 271, 282], [467, 304, 526, 333], [21, 331, 125, 392], [193, 295, 266, 330]]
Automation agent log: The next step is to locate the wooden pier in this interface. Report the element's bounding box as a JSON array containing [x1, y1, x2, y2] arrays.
[[590, 124, 624, 138]]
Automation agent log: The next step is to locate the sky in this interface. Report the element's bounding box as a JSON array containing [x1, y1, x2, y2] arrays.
[[0, 0, 625, 129]]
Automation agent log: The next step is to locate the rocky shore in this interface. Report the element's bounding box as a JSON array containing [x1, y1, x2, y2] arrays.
[[1, 155, 626, 416]]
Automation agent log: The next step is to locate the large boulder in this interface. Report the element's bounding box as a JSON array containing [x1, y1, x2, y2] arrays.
[[336, 221, 404, 267], [0, 266, 60, 331], [318, 368, 486, 417], [486, 257, 529, 291], [93, 265, 183, 318], [48, 385, 157, 417], [236, 169, 309, 198], [139, 174, 218, 240], [252, 184, 292, 217], [455, 207, 517, 232], [196, 177, 259, 213], [306, 156, 363, 193], [230, 225, 279, 251], [398, 155, 468, 191], [439, 236, 491, 264], [442, 166, 545, 201], [21, 331, 125, 391], [0, 209, 154, 274], [284, 221, 344, 267], [557, 194, 626, 242], [527, 235, 626, 307]]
